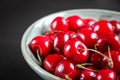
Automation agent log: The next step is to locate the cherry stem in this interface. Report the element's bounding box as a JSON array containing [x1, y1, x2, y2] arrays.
[[81, 63, 94, 66], [36, 49, 42, 64], [76, 64, 99, 72], [65, 74, 72, 80], [82, 48, 110, 60], [107, 46, 113, 68]]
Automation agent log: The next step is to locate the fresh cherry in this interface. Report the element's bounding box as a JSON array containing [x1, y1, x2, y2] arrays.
[[83, 18, 96, 28], [95, 69, 116, 80], [66, 15, 84, 31], [92, 20, 114, 35], [77, 27, 98, 48], [79, 66, 96, 80], [96, 33, 120, 52], [66, 30, 77, 39], [53, 31, 70, 53], [54, 60, 80, 80], [64, 38, 89, 64], [109, 20, 120, 34], [50, 16, 69, 31], [29, 35, 52, 58], [101, 50, 120, 73], [106, 33, 120, 52], [90, 52, 102, 66], [43, 53, 64, 73]]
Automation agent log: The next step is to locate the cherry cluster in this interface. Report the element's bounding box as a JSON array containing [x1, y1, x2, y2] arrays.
[[29, 15, 120, 80]]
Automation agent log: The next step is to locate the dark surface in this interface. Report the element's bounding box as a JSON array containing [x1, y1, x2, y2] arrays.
[[0, 0, 120, 80]]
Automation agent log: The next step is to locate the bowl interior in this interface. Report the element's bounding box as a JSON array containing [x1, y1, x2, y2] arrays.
[[21, 9, 120, 80]]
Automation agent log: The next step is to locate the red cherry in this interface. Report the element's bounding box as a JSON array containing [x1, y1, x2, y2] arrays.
[[101, 50, 120, 73], [66, 30, 77, 39], [106, 33, 120, 52], [92, 20, 114, 35], [43, 53, 64, 73], [95, 69, 116, 80], [83, 18, 96, 28], [29, 35, 52, 58], [77, 28, 98, 48], [50, 16, 69, 31], [53, 31, 70, 53], [90, 52, 102, 66], [79, 66, 96, 80], [96, 33, 120, 52], [64, 38, 89, 64], [109, 20, 120, 34], [45, 32, 57, 41], [45, 31, 57, 45], [54, 60, 80, 80], [95, 35, 108, 53], [66, 15, 84, 31]]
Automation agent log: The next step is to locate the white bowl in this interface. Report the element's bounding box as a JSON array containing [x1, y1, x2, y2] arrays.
[[21, 9, 120, 80]]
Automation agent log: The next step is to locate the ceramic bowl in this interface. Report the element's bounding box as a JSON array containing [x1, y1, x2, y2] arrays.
[[21, 9, 120, 80]]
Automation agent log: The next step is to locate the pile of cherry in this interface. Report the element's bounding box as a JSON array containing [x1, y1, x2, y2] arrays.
[[29, 15, 120, 80]]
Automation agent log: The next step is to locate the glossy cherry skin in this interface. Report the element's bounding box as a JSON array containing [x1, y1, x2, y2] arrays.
[[66, 30, 77, 39], [92, 20, 114, 35], [64, 38, 89, 64], [50, 16, 69, 31], [66, 15, 84, 31], [90, 52, 102, 66], [79, 66, 96, 80], [29, 35, 52, 58], [77, 28, 98, 48], [54, 60, 80, 80], [53, 31, 70, 53], [109, 20, 120, 34], [45, 31, 57, 42], [83, 18, 96, 28], [106, 33, 120, 52], [43, 53, 64, 73], [96, 33, 120, 52], [95, 69, 116, 80], [101, 50, 120, 73], [95, 35, 108, 53]]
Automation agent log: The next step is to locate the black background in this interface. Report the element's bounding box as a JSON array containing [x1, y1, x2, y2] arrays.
[[0, 0, 120, 80]]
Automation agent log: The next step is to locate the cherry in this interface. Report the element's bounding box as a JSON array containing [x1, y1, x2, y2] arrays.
[[101, 50, 120, 73], [54, 60, 80, 80], [79, 66, 96, 80], [92, 20, 114, 35], [45, 31, 57, 42], [106, 33, 120, 52], [50, 16, 69, 31], [66, 30, 77, 39], [83, 18, 96, 28], [95, 35, 108, 53], [43, 53, 64, 73], [64, 38, 89, 64], [53, 31, 70, 53], [90, 52, 102, 66], [66, 15, 84, 31], [77, 28, 98, 48], [29, 35, 52, 58], [95, 69, 116, 80], [109, 20, 120, 34], [96, 33, 120, 52]]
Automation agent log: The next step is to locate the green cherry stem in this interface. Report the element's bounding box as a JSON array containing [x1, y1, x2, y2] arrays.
[[107, 46, 113, 68], [76, 64, 99, 72], [36, 49, 42, 64]]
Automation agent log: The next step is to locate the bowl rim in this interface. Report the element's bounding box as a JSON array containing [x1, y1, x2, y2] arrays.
[[21, 9, 120, 80]]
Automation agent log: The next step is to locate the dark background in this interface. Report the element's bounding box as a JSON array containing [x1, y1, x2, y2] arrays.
[[0, 0, 120, 80]]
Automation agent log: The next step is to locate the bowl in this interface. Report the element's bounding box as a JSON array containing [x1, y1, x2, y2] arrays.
[[21, 9, 120, 80]]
